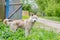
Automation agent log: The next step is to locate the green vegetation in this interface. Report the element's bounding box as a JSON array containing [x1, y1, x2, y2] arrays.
[[42, 17, 60, 21], [0, 22, 60, 40], [35, 0, 60, 17], [22, 0, 60, 21], [22, 0, 38, 14], [22, 0, 60, 17], [22, 15, 30, 20], [22, 4, 32, 12]]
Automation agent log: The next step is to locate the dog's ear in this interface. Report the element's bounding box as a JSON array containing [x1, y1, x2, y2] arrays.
[[30, 14, 33, 16], [31, 14, 33, 16]]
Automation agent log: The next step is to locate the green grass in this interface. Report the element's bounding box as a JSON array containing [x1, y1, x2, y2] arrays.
[[0, 22, 60, 40], [42, 16, 60, 21], [22, 16, 30, 20]]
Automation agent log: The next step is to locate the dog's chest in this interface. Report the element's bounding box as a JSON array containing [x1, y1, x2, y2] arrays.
[[24, 20, 32, 27]]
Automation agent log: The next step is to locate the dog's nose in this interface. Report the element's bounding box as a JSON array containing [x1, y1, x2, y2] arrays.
[[34, 20, 36, 22]]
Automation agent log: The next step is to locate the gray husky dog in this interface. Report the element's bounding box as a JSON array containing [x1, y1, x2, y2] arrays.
[[3, 14, 38, 37]]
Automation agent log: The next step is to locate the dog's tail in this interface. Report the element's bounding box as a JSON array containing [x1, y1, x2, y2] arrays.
[[3, 19, 9, 25], [3, 19, 13, 25]]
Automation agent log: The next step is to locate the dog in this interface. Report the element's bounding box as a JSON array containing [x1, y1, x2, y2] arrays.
[[3, 14, 38, 37]]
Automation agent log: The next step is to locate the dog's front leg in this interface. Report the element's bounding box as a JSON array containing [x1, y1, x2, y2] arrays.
[[25, 27, 31, 37], [25, 28, 29, 37]]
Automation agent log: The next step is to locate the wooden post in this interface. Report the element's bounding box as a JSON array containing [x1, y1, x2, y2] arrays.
[[0, 0, 5, 21], [2, 0, 5, 19]]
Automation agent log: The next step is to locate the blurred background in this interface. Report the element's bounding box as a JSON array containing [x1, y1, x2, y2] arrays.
[[0, 0, 60, 21], [22, 0, 60, 21]]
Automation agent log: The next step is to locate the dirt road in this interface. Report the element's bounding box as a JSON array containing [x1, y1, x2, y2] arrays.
[[38, 18, 60, 32]]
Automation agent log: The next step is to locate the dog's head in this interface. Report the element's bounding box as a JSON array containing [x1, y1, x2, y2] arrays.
[[29, 14, 38, 23]]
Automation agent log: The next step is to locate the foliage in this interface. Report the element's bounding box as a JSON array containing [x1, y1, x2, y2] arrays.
[[22, 4, 32, 12], [0, 22, 25, 40], [22, 15, 30, 20], [0, 22, 60, 40], [35, 0, 60, 17], [22, 0, 38, 14]]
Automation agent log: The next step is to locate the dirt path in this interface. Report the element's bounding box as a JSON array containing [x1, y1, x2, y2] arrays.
[[38, 18, 60, 32]]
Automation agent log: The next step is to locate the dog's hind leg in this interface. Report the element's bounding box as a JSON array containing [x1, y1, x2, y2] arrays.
[[10, 23, 18, 32]]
